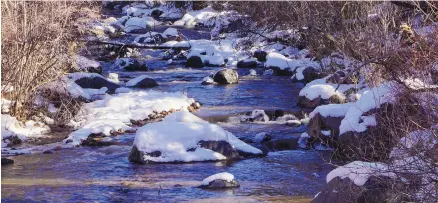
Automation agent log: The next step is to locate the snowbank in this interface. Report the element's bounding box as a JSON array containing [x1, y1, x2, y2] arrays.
[[299, 77, 355, 101], [2, 114, 50, 147], [63, 90, 196, 146], [326, 161, 395, 186], [309, 103, 354, 119], [132, 111, 262, 162]]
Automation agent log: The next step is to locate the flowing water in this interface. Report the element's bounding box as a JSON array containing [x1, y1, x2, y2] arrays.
[[1, 26, 334, 202]]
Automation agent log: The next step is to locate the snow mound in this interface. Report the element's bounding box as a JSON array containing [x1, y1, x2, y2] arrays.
[[326, 161, 395, 186], [124, 17, 161, 33], [201, 172, 235, 186], [63, 90, 196, 146], [309, 103, 354, 119], [2, 114, 50, 147], [126, 75, 153, 87], [339, 82, 397, 135], [133, 112, 262, 162], [299, 77, 354, 100]]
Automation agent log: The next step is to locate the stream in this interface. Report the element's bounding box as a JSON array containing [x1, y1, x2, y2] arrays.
[[1, 23, 334, 203]]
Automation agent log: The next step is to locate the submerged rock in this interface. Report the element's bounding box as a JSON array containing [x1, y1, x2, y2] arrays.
[[213, 69, 239, 84], [1, 157, 14, 165]]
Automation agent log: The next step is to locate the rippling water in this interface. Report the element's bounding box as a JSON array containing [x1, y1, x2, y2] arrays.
[[2, 27, 333, 203]]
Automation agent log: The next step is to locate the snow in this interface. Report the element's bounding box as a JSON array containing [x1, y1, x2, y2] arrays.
[[202, 76, 214, 84], [124, 17, 161, 33], [63, 90, 196, 146], [201, 172, 235, 186], [253, 132, 268, 143], [339, 82, 397, 135], [265, 52, 320, 71], [1, 98, 12, 113], [299, 77, 355, 100], [107, 73, 120, 84], [263, 69, 274, 76], [126, 75, 153, 87], [309, 103, 354, 119], [298, 132, 310, 149], [133, 111, 262, 162], [2, 114, 50, 147], [326, 161, 395, 186], [206, 54, 225, 66], [162, 27, 178, 37], [249, 69, 257, 76], [75, 56, 100, 71], [115, 87, 131, 93]]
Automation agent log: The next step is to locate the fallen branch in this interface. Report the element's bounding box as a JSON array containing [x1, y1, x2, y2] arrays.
[[81, 40, 191, 50]]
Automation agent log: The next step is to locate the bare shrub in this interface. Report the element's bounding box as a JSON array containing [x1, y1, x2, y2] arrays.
[[1, 1, 99, 121]]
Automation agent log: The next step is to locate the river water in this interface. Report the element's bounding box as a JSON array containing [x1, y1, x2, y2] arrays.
[[1, 25, 334, 203]]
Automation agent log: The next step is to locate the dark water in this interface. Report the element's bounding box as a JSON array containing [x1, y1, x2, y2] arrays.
[[2, 27, 332, 203]]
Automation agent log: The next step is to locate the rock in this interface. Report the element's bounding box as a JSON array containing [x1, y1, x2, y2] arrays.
[[297, 94, 344, 109], [253, 50, 267, 62], [130, 77, 158, 88], [185, 56, 205, 68], [201, 76, 214, 85], [252, 132, 272, 143], [327, 71, 358, 84], [128, 145, 148, 164], [263, 69, 274, 76], [1, 157, 14, 165], [107, 73, 120, 84], [241, 109, 270, 122], [263, 138, 299, 151], [249, 69, 257, 76], [2, 135, 22, 147], [274, 109, 285, 119], [301, 67, 319, 83], [121, 59, 148, 71], [307, 113, 343, 144], [311, 176, 405, 203], [74, 76, 120, 93], [213, 69, 239, 84], [199, 172, 240, 189], [237, 59, 257, 68], [151, 9, 163, 19], [267, 67, 294, 76], [251, 144, 270, 155], [198, 140, 242, 159]]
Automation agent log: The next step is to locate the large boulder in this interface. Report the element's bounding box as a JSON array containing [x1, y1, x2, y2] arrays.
[[185, 56, 204, 68], [74, 76, 120, 93], [312, 176, 402, 203], [213, 69, 239, 84]]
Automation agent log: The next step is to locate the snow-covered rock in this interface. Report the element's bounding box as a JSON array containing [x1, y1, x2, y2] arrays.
[[249, 69, 257, 76], [63, 91, 197, 147], [126, 75, 158, 88], [240, 110, 270, 122], [213, 69, 238, 84], [201, 76, 214, 85], [124, 17, 161, 33], [107, 73, 120, 84], [70, 72, 120, 94], [129, 111, 263, 163], [113, 58, 148, 71], [162, 27, 178, 38], [74, 56, 102, 74], [199, 172, 240, 189]]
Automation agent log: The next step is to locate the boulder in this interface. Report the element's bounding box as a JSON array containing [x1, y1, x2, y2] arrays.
[[237, 59, 257, 68], [199, 172, 240, 189], [185, 56, 205, 68], [129, 77, 158, 88], [1, 157, 14, 165], [151, 9, 163, 19], [263, 138, 299, 151], [74, 77, 120, 93], [311, 176, 404, 203], [213, 69, 239, 84], [253, 50, 268, 62]]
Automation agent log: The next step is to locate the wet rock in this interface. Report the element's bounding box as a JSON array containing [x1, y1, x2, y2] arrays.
[[130, 77, 158, 88], [117, 58, 149, 71], [151, 9, 163, 19], [301, 67, 320, 83], [74, 77, 120, 93], [241, 109, 270, 122], [1, 157, 14, 165], [267, 67, 294, 76], [263, 138, 299, 151], [237, 59, 257, 68], [252, 132, 272, 143], [198, 140, 242, 159], [199, 179, 240, 189], [213, 69, 239, 84], [201, 76, 214, 85], [311, 176, 405, 203], [128, 145, 148, 164], [185, 56, 204, 68], [253, 50, 267, 62], [251, 144, 270, 156], [274, 109, 285, 119], [2, 135, 22, 147]]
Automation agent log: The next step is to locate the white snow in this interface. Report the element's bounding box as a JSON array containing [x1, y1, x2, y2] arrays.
[[339, 82, 397, 135], [249, 69, 257, 76], [309, 103, 354, 119], [298, 132, 310, 149], [115, 87, 131, 94], [126, 75, 153, 87], [124, 17, 161, 33], [75, 56, 100, 72], [63, 90, 196, 146], [265, 52, 320, 71], [299, 77, 354, 100], [133, 111, 262, 162], [107, 73, 120, 84], [1, 114, 50, 147], [326, 161, 395, 186], [202, 76, 214, 84], [162, 27, 178, 37], [201, 172, 235, 186]]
